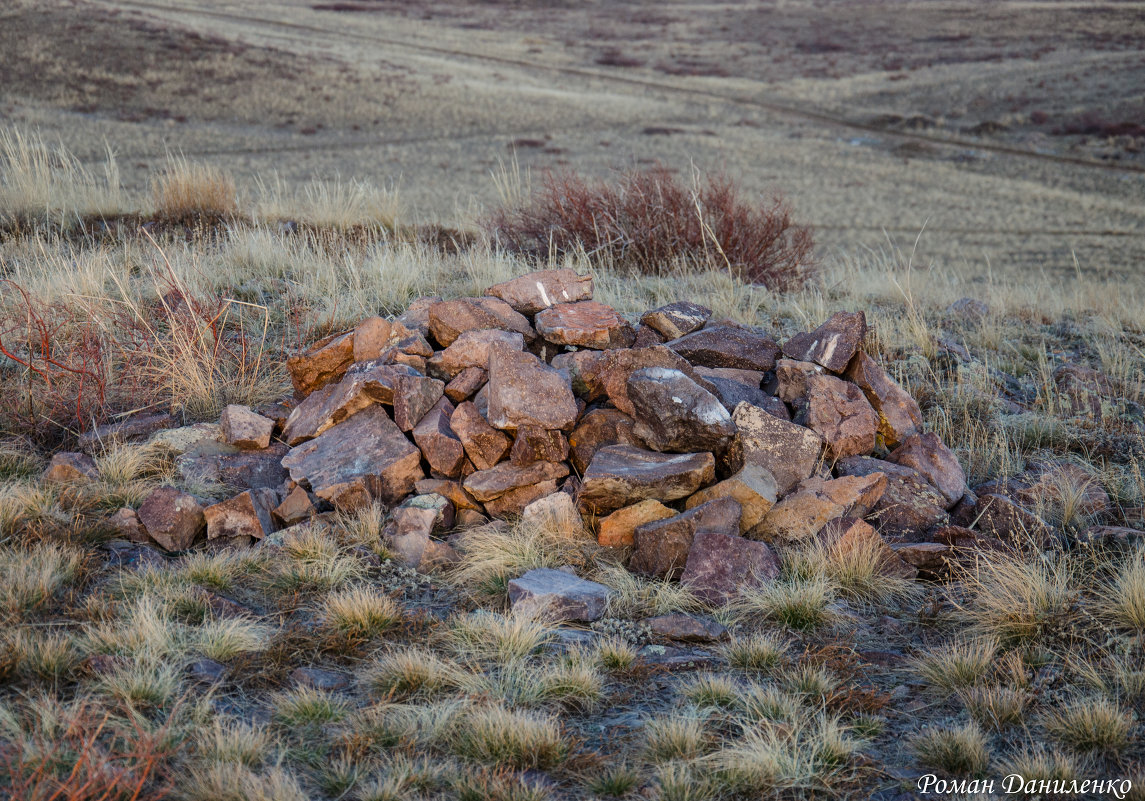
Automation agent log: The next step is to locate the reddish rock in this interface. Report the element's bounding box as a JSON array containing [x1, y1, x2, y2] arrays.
[[568, 408, 643, 474], [287, 331, 355, 396], [78, 412, 173, 453], [137, 487, 206, 551], [685, 463, 778, 533], [782, 311, 867, 373], [204, 489, 279, 543], [450, 401, 512, 470], [412, 397, 465, 479], [485, 268, 594, 314], [107, 507, 151, 543], [801, 374, 879, 460], [640, 301, 712, 340], [627, 367, 735, 455], [352, 316, 393, 363], [43, 452, 99, 483], [463, 461, 570, 502], [730, 402, 824, 496], [521, 492, 584, 538], [427, 329, 525, 379], [483, 479, 561, 518], [384, 494, 456, 571], [597, 499, 676, 548], [632, 325, 666, 348], [510, 427, 569, 466], [680, 532, 780, 606], [836, 456, 949, 540], [282, 405, 423, 507], [415, 478, 483, 512], [818, 517, 917, 579], [396, 295, 442, 338], [508, 568, 610, 622], [887, 433, 966, 508], [583, 345, 714, 417], [272, 485, 318, 527], [843, 351, 922, 449], [666, 326, 780, 372], [1053, 364, 1113, 417], [282, 363, 420, 445], [486, 349, 579, 432], [645, 614, 728, 643], [551, 349, 608, 397], [220, 405, 275, 450], [393, 374, 445, 432], [889, 542, 953, 579], [535, 301, 634, 349], [630, 497, 742, 579], [216, 444, 290, 490], [428, 297, 534, 347], [444, 366, 487, 403], [955, 493, 1054, 548], [579, 445, 716, 515], [774, 359, 823, 407], [751, 473, 886, 543], [975, 459, 1109, 519]]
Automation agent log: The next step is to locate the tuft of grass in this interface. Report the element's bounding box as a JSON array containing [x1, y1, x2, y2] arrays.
[[151, 156, 237, 219], [1041, 697, 1132, 756], [595, 561, 707, 618], [364, 647, 465, 701], [0, 541, 85, 621], [273, 686, 348, 728], [737, 683, 803, 724], [94, 658, 182, 710], [451, 705, 567, 770], [321, 585, 402, 640], [643, 714, 710, 763], [197, 718, 274, 768], [485, 165, 814, 289], [585, 764, 641, 798], [721, 633, 789, 674], [713, 713, 862, 793], [915, 637, 999, 693], [954, 554, 1077, 643], [730, 577, 836, 631], [781, 663, 840, 701], [446, 612, 553, 663], [254, 174, 399, 232], [194, 617, 270, 662], [9, 628, 81, 683], [594, 638, 638, 672], [995, 743, 1078, 786], [957, 685, 1028, 730], [1103, 548, 1145, 630], [910, 722, 991, 777], [683, 674, 740, 712]]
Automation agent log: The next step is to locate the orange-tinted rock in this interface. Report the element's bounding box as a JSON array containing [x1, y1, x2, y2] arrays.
[[428, 329, 525, 379], [486, 349, 579, 432], [568, 408, 643, 474], [412, 397, 465, 479], [428, 297, 534, 347], [108, 507, 151, 543], [393, 374, 445, 432], [510, 427, 569, 466], [272, 485, 318, 527], [137, 487, 206, 551], [774, 358, 824, 406], [521, 492, 584, 538], [485, 268, 594, 314], [414, 478, 483, 511], [818, 517, 917, 579], [484, 479, 560, 518], [685, 463, 778, 533], [801, 374, 878, 460], [352, 316, 393, 363], [384, 494, 456, 571], [731, 402, 824, 496], [204, 489, 279, 542], [450, 401, 512, 470], [220, 405, 275, 450], [463, 461, 569, 502], [666, 326, 780, 372], [640, 301, 712, 340], [395, 295, 442, 338], [535, 301, 634, 349], [889, 542, 953, 579], [843, 351, 922, 449], [282, 363, 419, 445], [836, 456, 949, 540], [43, 452, 98, 483], [630, 497, 742, 579], [782, 311, 867, 373], [579, 445, 716, 515], [888, 432, 966, 508], [287, 331, 354, 396], [750, 473, 885, 543], [444, 366, 487, 403], [597, 499, 676, 548]]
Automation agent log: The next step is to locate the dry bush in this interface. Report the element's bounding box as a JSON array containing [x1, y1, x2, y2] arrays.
[[150, 156, 237, 220], [484, 166, 814, 289]]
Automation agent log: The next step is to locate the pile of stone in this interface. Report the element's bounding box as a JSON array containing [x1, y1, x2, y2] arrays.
[[62, 268, 1121, 607]]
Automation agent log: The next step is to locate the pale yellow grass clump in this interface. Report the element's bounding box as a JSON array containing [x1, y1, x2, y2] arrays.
[[150, 156, 237, 218], [254, 174, 400, 232]]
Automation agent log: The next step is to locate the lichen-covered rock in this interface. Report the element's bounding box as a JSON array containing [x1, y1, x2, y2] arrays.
[[286, 331, 354, 396], [220, 405, 275, 450], [685, 463, 778, 533], [137, 487, 206, 551], [596, 499, 676, 548], [510, 427, 569, 466], [508, 568, 610, 622], [750, 473, 885, 543], [843, 351, 922, 449], [486, 349, 579, 432], [485, 268, 594, 314], [666, 326, 781, 372], [836, 456, 949, 541], [535, 301, 634, 349], [640, 301, 712, 340], [887, 432, 966, 509], [627, 367, 736, 454], [801, 374, 879, 460], [782, 311, 866, 372], [731, 402, 824, 496], [579, 445, 716, 515]]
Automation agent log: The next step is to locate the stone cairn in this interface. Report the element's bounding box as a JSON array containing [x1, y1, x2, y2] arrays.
[[64, 268, 1114, 616]]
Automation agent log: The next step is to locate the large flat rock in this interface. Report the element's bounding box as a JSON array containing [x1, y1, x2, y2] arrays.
[[579, 444, 716, 514]]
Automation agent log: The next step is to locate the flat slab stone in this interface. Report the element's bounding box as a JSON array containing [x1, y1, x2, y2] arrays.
[[597, 499, 676, 548], [535, 301, 634, 350], [282, 405, 423, 507], [485, 268, 594, 314], [508, 568, 611, 622], [645, 614, 728, 643], [640, 301, 712, 340], [44, 452, 98, 483], [666, 326, 780, 372], [579, 445, 716, 515], [751, 474, 886, 543], [286, 331, 354, 396], [79, 412, 173, 453], [282, 363, 419, 445], [428, 297, 534, 347], [463, 461, 570, 502]]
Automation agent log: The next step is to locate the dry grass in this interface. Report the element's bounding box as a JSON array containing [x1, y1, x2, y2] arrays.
[[151, 156, 237, 220]]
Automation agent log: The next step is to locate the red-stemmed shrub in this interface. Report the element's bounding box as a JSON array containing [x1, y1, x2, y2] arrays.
[[484, 166, 814, 289]]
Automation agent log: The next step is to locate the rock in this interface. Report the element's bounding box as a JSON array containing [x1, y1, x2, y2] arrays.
[[568, 408, 643, 474], [78, 412, 173, 453], [583, 345, 713, 418], [43, 452, 99, 483], [946, 298, 989, 324], [414, 478, 484, 512], [680, 532, 780, 606], [630, 497, 742, 579], [396, 295, 442, 338], [731, 402, 824, 496], [483, 480, 561, 518], [450, 401, 512, 469], [485, 349, 579, 433], [596, 499, 676, 548], [464, 461, 570, 502], [781, 311, 866, 373], [393, 374, 445, 432], [700, 374, 776, 415], [286, 331, 354, 396], [640, 301, 712, 340], [412, 397, 465, 479], [1076, 526, 1145, 550], [889, 542, 953, 579], [836, 456, 949, 540], [485, 268, 594, 314], [645, 614, 728, 643], [428, 297, 534, 347], [801, 374, 879, 459], [818, 517, 917, 580], [1054, 364, 1114, 418], [751, 474, 886, 543], [187, 658, 227, 685], [955, 493, 1054, 548], [272, 485, 318, 527], [351, 316, 393, 363], [774, 358, 824, 406], [632, 325, 666, 348], [508, 568, 610, 622], [534, 301, 634, 349], [291, 667, 350, 691], [428, 329, 525, 379], [626, 367, 736, 455], [975, 459, 1109, 519], [444, 366, 487, 403], [103, 540, 166, 569], [843, 351, 922, 449], [282, 363, 418, 445], [579, 445, 716, 515], [137, 487, 206, 551], [282, 405, 423, 508], [203, 488, 279, 542], [149, 422, 222, 454], [510, 427, 569, 466], [666, 326, 780, 372], [216, 444, 290, 490], [107, 507, 151, 543], [521, 493, 584, 538], [220, 405, 275, 450], [685, 463, 778, 533], [887, 433, 966, 508], [384, 494, 456, 571]]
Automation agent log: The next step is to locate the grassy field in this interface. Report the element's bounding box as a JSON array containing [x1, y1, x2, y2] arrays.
[[2, 0, 1145, 798]]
